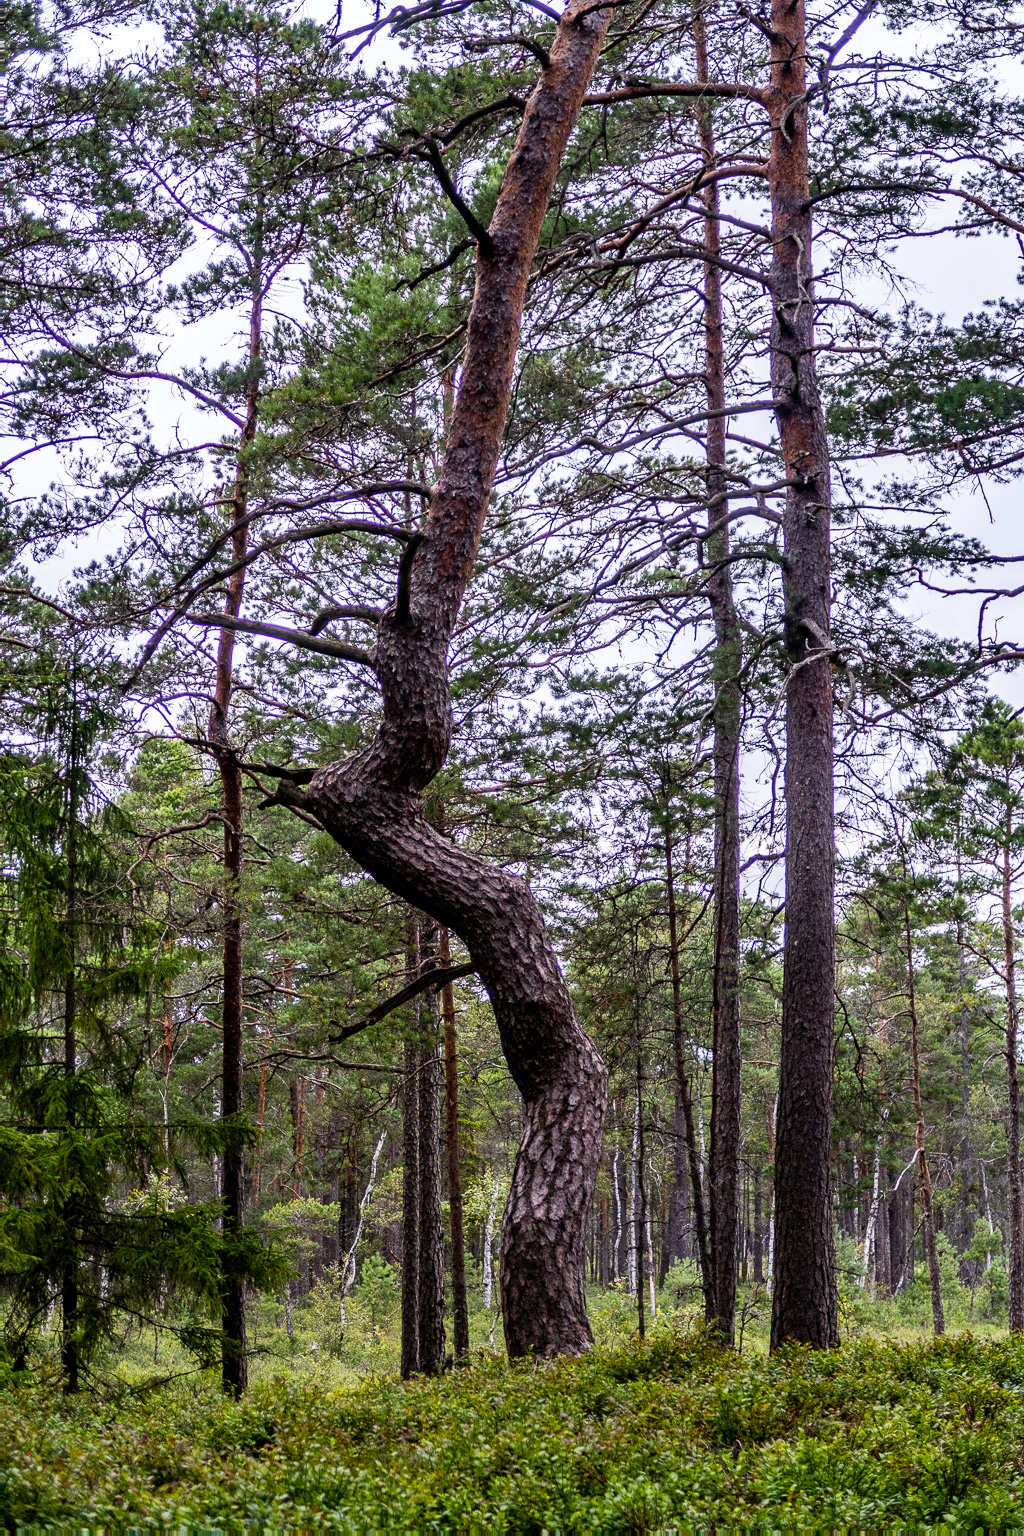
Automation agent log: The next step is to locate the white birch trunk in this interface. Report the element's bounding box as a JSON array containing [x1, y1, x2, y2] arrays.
[[860, 1111, 889, 1292], [482, 1174, 497, 1308], [982, 1161, 995, 1270], [339, 1130, 387, 1327]]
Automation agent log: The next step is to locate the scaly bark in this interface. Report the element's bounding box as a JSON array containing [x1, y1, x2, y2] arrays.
[[767, 0, 839, 1352], [278, 0, 613, 1358]]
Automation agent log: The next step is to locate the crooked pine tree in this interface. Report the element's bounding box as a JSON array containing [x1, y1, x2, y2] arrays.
[[268, 0, 614, 1358]]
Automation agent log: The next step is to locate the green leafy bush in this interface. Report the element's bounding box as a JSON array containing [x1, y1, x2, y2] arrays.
[[4, 1330, 1024, 1528]]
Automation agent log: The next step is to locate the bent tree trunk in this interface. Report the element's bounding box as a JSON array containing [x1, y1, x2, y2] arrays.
[[767, 0, 839, 1351], [285, 0, 612, 1358]]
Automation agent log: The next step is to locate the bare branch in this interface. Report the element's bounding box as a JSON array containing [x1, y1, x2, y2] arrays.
[[184, 612, 378, 667], [330, 962, 477, 1043]]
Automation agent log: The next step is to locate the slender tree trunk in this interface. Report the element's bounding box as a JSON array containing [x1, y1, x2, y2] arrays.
[[251, 1059, 268, 1203], [903, 898, 944, 1336], [212, 274, 262, 1396], [666, 1087, 691, 1268], [282, 0, 612, 1359], [288, 1075, 306, 1198], [612, 1139, 623, 1279], [61, 716, 79, 1395], [417, 919, 446, 1373], [860, 1124, 885, 1293], [693, 0, 743, 1354], [665, 832, 713, 1311], [628, 1106, 639, 1301], [401, 916, 420, 1378], [765, 1092, 777, 1296], [875, 1173, 889, 1296], [439, 924, 470, 1361], [482, 1174, 497, 1309], [753, 1165, 763, 1284], [1002, 839, 1024, 1331], [889, 1174, 907, 1296], [634, 1071, 647, 1338], [768, 0, 838, 1353], [956, 910, 974, 1252]]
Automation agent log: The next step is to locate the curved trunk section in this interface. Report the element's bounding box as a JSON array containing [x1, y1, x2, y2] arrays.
[[293, 0, 612, 1358], [305, 791, 607, 1356]]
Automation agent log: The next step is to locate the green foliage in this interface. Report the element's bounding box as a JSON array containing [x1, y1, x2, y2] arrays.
[[6, 1332, 1024, 1526], [0, 666, 285, 1384]]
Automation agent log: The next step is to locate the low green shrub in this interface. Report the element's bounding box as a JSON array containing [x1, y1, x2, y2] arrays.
[[3, 1328, 1024, 1529]]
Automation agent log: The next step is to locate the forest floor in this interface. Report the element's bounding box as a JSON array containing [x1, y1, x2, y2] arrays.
[[3, 1322, 1024, 1530]]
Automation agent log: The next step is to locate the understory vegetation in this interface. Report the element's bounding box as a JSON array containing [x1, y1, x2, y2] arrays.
[[5, 1329, 1024, 1529]]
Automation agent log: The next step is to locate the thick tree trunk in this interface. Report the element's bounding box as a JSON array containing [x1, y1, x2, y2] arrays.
[[1002, 842, 1024, 1332], [285, 0, 613, 1358], [440, 924, 470, 1361], [694, 4, 743, 1351], [417, 920, 446, 1373], [767, 0, 839, 1353]]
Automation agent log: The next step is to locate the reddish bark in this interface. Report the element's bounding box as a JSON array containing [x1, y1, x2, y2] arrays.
[[766, 0, 839, 1352], [278, 0, 612, 1358]]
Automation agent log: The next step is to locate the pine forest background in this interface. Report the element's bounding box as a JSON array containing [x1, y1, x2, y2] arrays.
[[6, 0, 1024, 1390]]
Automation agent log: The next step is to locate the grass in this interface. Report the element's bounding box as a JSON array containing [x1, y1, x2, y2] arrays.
[[4, 1325, 1024, 1529]]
